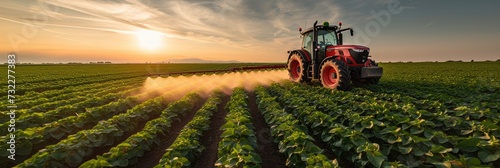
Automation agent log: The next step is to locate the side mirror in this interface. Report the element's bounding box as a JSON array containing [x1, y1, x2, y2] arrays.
[[350, 29, 354, 36]]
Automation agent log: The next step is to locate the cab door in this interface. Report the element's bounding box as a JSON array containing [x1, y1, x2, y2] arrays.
[[301, 32, 314, 56]]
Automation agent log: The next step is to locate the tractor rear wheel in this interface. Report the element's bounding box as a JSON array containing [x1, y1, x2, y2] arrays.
[[320, 59, 351, 90], [287, 53, 310, 83]]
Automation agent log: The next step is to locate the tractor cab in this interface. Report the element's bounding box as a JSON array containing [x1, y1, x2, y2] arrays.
[[301, 28, 338, 54], [299, 22, 369, 66]]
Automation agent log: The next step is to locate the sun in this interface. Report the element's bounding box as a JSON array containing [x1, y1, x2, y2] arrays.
[[135, 29, 163, 50]]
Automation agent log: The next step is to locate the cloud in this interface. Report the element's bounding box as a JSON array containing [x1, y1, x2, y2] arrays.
[[39, 0, 163, 28], [161, 0, 344, 48], [2, 0, 394, 54], [20, 0, 346, 51]]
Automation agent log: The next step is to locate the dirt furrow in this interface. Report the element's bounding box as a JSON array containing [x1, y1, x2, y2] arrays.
[[191, 94, 230, 168], [247, 91, 287, 168], [135, 98, 207, 168]]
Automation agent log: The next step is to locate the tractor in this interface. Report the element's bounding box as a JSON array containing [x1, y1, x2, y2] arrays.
[[287, 21, 383, 90]]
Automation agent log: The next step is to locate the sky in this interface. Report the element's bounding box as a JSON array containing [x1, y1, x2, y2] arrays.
[[1, 0, 499, 63]]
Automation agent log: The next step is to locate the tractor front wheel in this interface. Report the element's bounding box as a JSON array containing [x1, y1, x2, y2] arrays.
[[287, 53, 310, 83], [320, 59, 351, 90]]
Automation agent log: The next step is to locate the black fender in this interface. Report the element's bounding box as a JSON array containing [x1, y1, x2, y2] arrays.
[[287, 50, 310, 64], [319, 56, 341, 70]]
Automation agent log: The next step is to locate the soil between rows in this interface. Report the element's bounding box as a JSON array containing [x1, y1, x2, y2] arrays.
[[247, 91, 287, 168], [136, 98, 206, 168], [192, 94, 230, 168]]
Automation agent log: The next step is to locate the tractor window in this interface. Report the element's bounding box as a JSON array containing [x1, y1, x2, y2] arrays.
[[302, 32, 313, 53], [318, 29, 337, 47]]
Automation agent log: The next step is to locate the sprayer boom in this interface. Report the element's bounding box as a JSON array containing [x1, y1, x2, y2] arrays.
[[149, 64, 286, 76]]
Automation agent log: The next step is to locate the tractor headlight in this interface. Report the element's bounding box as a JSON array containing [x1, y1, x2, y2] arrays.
[[352, 49, 365, 52]]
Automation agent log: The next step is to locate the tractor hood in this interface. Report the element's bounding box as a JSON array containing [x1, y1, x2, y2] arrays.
[[328, 45, 369, 51], [327, 45, 370, 64]]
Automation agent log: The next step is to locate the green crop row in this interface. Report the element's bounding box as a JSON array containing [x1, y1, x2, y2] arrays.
[[0, 79, 141, 124], [0, 76, 143, 110], [270, 83, 499, 167], [215, 88, 262, 167], [297, 84, 499, 166], [0, 63, 270, 85], [81, 93, 203, 167], [4, 73, 141, 97], [155, 92, 222, 167], [15, 94, 169, 167], [0, 92, 145, 165], [25, 82, 139, 113], [0, 88, 139, 136], [267, 84, 391, 167], [15, 71, 138, 85], [254, 86, 339, 168], [284, 84, 499, 142], [1, 63, 274, 97]]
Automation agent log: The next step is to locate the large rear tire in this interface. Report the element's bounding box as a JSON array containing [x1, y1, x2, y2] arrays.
[[287, 53, 310, 83], [320, 59, 351, 90]]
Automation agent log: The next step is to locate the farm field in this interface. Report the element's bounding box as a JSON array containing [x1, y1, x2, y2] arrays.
[[0, 62, 499, 168]]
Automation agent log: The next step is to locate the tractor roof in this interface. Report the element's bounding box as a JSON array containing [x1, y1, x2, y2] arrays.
[[301, 25, 339, 35]]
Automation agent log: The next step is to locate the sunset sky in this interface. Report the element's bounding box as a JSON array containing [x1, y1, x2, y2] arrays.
[[1, 0, 499, 63]]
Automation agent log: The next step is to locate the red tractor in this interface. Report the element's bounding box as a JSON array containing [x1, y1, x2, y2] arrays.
[[287, 21, 383, 90]]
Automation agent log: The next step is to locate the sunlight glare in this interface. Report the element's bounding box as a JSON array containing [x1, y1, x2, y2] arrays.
[[135, 29, 163, 50]]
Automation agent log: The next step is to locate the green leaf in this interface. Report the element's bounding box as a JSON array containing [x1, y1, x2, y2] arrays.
[[65, 151, 83, 167], [410, 127, 424, 135], [398, 145, 413, 154], [366, 151, 385, 168], [386, 135, 402, 144], [329, 128, 342, 134], [456, 137, 481, 152], [430, 145, 452, 154], [361, 120, 374, 129], [80, 157, 112, 167], [74, 120, 85, 128], [220, 128, 235, 138], [16, 141, 33, 155], [413, 147, 425, 156], [333, 139, 343, 147], [50, 130, 66, 140], [380, 126, 400, 135], [431, 161, 451, 168], [306, 157, 315, 165], [478, 149, 500, 163], [467, 157, 482, 166], [460, 129, 473, 135], [249, 152, 263, 163], [177, 157, 190, 166], [351, 136, 367, 146], [322, 132, 333, 142], [51, 149, 70, 161], [111, 157, 129, 167]]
